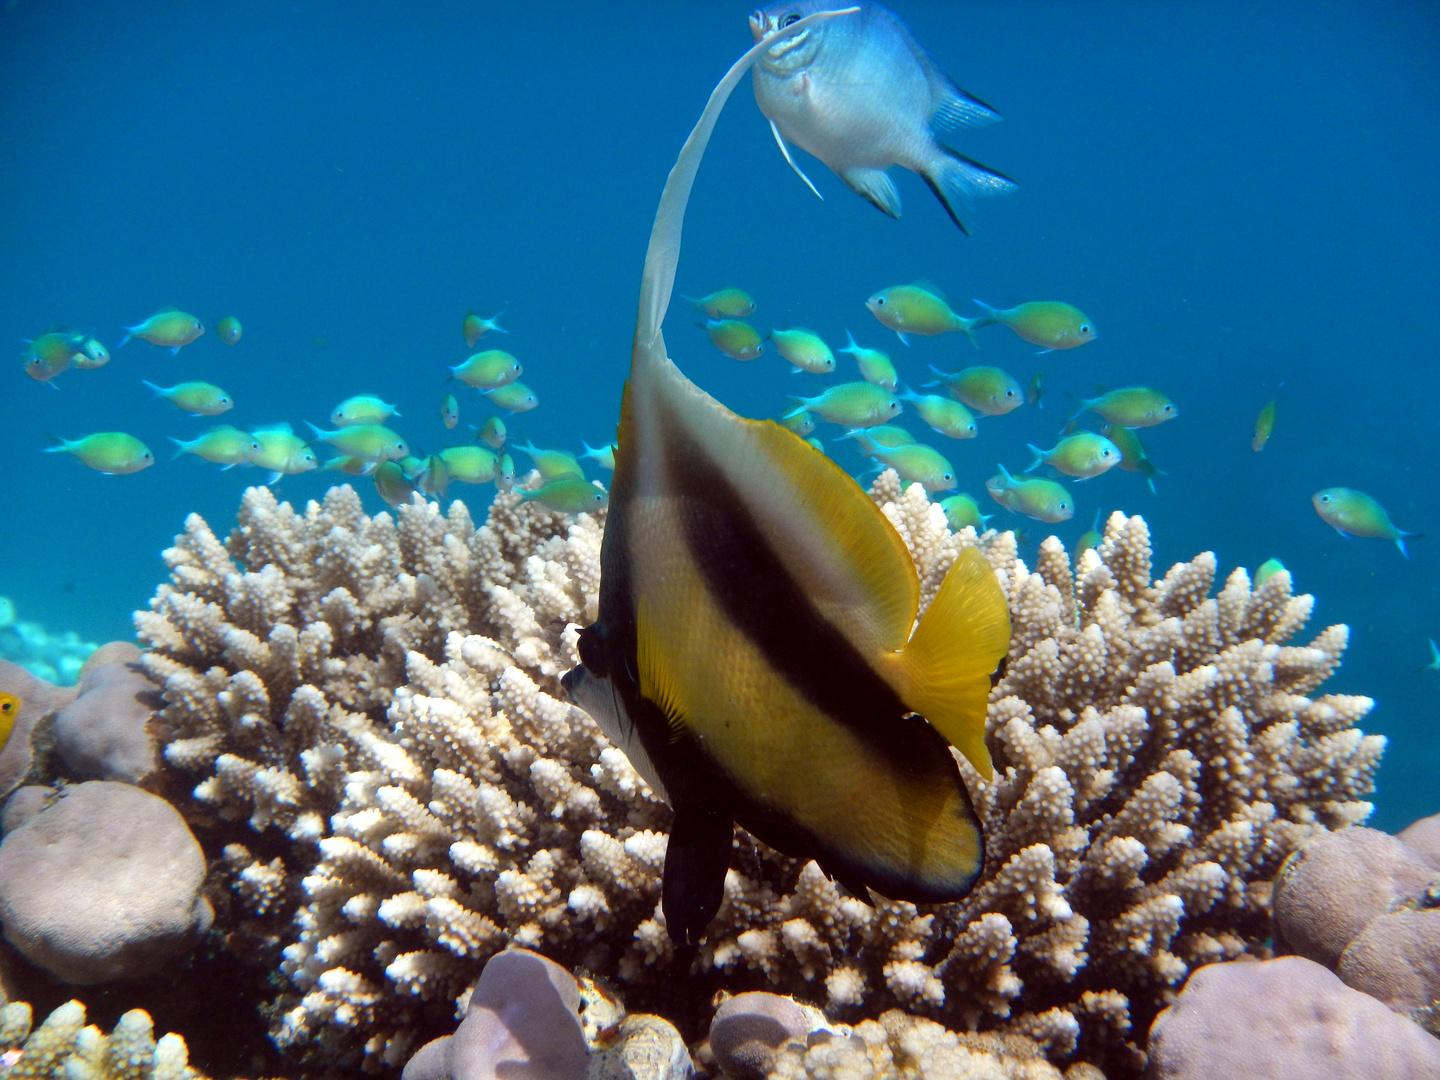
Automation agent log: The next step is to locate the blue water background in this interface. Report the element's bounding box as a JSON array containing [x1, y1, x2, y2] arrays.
[[1, 1, 1436, 830]]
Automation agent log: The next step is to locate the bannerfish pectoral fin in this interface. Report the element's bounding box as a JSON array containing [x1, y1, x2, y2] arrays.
[[770, 119, 824, 201], [877, 546, 1010, 780], [840, 167, 902, 219], [663, 802, 734, 947]]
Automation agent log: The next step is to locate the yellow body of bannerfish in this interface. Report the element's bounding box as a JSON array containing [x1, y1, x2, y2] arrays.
[[0, 693, 20, 752]]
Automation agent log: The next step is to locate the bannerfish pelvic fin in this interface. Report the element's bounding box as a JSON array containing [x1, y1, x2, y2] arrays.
[[562, 6, 1008, 949]]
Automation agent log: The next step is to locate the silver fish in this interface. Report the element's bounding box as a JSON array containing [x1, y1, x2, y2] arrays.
[[750, 1, 1014, 232]]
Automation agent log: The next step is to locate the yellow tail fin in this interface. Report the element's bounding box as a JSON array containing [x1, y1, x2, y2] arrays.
[[882, 547, 1010, 779]]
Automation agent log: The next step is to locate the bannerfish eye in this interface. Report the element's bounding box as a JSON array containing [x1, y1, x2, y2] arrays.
[[782, 13, 800, 26]]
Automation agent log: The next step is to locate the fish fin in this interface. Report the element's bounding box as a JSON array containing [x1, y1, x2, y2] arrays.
[[1037, 347, 1053, 355], [881, 547, 1008, 780], [169, 346, 181, 356], [769, 120, 824, 201], [42, 433, 68, 453], [968, 299, 1000, 326], [141, 380, 165, 396], [840, 167, 901, 219], [921, 147, 1017, 234], [305, 422, 329, 440], [266, 472, 283, 485], [896, 331, 910, 347], [167, 437, 189, 460], [1023, 444, 1044, 473], [662, 803, 734, 947], [903, 32, 1003, 131], [117, 331, 132, 347], [637, 598, 689, 743]]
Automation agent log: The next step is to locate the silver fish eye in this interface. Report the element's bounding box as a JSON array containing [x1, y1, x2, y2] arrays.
[[782, 12, 800, 26]]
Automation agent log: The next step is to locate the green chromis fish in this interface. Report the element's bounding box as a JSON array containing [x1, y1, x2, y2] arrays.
[[45, 432, 154, 474], [684, 288, 756, 320], [440, 392, 459, 430], [750, 1, 1013, 232], [373, 461, 418, 508], [463, 311, 507, 348], [438, 445, 501, 484], [1071, 387, 1177, 428], [142, 380, 234, 416], [119, 309, 204, 351], [927, 365, 1023, 416], [866, 284, 979, 346], [1254, 558, 1286, 588], [897, 389, 976, 439], [853, 435, 957, 491], [779, 410, 815, 437], [804, 437, 826, 454], [940, 493, 990, 532], [786, 381, 901, 428], [1027, 371, 1044, 408], [22, 332, 84, 384], [839, 423, 914, 450], [1100, 423, 1163, 494], [1421, 639, 1440, 673], [217, 316, 243, 346], [476, 415, 507, 450], [971, 300, 1096, 351], [484, 380, 538, 412], [769, 328, 835, 373], [322, 455, 375, 476], [1312, 488, 1417, 558], [514, 440, 585, 481], [838, 331, 897, 391], [417, 454, 451, 497], [74, 337, 110, 370], [250, 424, 318, 483], [170, 426, 262, 468], [986, 464, 1074, 523], [700, 317, 764, 361], [330, 394, 400, 426], [581, 442, 617, 470], [450, 349, 522, 390], [1252, 400, 1277, 452], [1074, 528, 1102, 561], [496, 452, 516, 491], [305, 422, 409, 463], [564, 14, 1008, 946], [1025, 432, 1120, 480], [519, 476, 608, 514]]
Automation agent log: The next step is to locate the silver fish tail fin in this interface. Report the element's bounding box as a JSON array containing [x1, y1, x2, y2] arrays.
[[922, 148, 1017, 234], [840, 167, 901, 219]]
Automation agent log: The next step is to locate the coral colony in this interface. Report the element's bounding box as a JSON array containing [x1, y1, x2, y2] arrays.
[[0, 475, 1425, 1079]]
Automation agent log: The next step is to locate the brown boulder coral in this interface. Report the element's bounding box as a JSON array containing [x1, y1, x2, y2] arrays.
[[132, 477, 1382, 1077]]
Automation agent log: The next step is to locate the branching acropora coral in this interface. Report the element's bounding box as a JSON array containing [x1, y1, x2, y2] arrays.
[[134, 477, 1382, 1076]]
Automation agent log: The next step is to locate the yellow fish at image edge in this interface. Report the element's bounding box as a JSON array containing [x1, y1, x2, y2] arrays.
[[0, 692, 18, 752], [45, 432, 155, 474], [562, 11, 1009, 949], [1312, 487, 1418, 559]]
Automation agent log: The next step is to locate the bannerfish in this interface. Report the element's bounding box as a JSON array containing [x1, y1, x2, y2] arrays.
[[971, 300, 1096, 352], [562, 10, 1010, 949], [0, 692, 18, 752], [1312, 487, 1417, 558], [750, 1, 1014, 232], [119, 309, 205, 352], [684, 288, 756, 320], [45, 432, 155, 474], [463, 311, 507, 347]]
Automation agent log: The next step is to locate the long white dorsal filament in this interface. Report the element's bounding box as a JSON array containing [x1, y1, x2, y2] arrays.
[[633, 8, 859, 361]]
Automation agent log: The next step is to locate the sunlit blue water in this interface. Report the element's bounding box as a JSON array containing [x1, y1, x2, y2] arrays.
[[2, 1, 1436, 829]]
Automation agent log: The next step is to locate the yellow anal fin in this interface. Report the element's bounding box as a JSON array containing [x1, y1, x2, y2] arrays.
[[637, 598, 689, 744], [880, 547, 1010, 779]]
